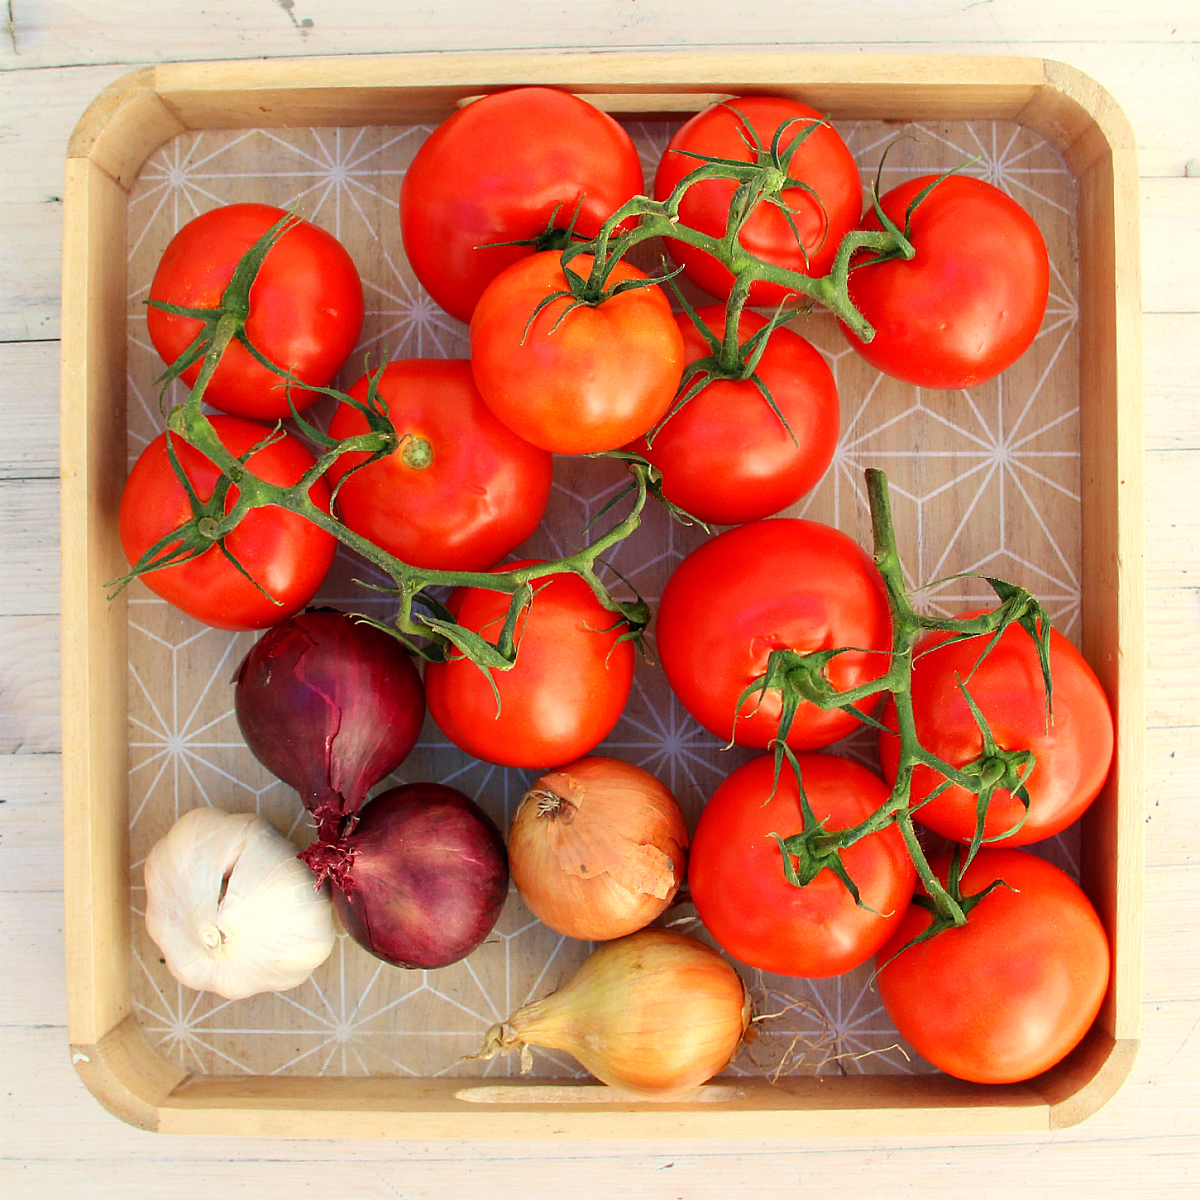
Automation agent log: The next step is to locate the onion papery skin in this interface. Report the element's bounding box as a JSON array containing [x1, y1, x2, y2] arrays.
[[233, 610, 425, 839], [308, 783, 509, 970], [476, 929, 750, 1097], [509, 756, 688, 941]]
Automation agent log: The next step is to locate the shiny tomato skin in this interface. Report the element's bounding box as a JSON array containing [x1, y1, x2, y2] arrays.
[[626, 306, 839, 525], [878, 614, 1114, 847], [400, 87, 644, 323], [147, 203, 364, 420], [690, 753, 915, 978], [470, 252, 685, 454], [326, 360, 553, 572], [424, 562, 635, 769], [655, 519, 892, 750], [843, 175, 1049, 389], [876, 848, 1110, 1084], [119, 415, 337, 631], [654, 96, 862, 307]]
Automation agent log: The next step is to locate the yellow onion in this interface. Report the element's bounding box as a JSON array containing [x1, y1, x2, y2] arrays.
[[508, 756, 688, 940], [471, 928, 751, 1097]]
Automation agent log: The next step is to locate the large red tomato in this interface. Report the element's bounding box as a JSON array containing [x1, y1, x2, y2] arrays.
[[689, 753, 915, 978], [654, 96, 862, 307], [878, 613, 1114, 846], [876, 848, 1110, 1084], [400, 87, 644, 323], [655, 519, 892, 750], [147, 203, 364, 419], [424, 563, 635, 768], [325, 360, 553, 572], [842, 175, 1049, 389], [626, 306, 839, 524], [119, 415, 337, 631], [470, 252, 685, 454]]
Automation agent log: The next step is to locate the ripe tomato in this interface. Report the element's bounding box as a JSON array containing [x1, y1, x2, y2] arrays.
[[878, 613, 1114, 847], [842, 175, 1049, 389], [654, 96, 862, 307], [424, 563, 635, 768], [470, 252, 685, 454], [626, 306, 839, 524], [690, 753, 915, 978], [400, 87, 644, 324], [147, 203, 364, 420], [325, 360, 553, 572], [119, 415, 337, 631], [655, 519, 892, 750], [876, 848, 1110, 1084]]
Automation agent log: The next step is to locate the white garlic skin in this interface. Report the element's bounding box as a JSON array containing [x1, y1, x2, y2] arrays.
[[144, 806, 335, 1001]]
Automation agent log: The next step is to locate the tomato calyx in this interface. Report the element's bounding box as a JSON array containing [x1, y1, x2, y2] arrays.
[[877, 845, 1013, 969], [766, 748, 882, 914], [644, 283, 803, 449], [668, 103, 837, 271]]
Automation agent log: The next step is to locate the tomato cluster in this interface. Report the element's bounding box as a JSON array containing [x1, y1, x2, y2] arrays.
[[121, 87, 1112, 1090]]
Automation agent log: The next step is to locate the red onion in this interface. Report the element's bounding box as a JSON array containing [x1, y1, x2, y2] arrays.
[[233, 609, 425, 839], [301, 783, 509, 969]]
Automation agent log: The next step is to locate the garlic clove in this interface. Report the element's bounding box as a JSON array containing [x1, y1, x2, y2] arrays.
[[144, 806, 336, 1001]]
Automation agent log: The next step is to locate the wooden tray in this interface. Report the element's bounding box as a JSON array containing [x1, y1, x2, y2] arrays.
[[61, 53, 1145, 1138]]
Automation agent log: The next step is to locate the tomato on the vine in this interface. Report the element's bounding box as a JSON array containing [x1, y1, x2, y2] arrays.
[[843, 174, 1049, 389], [654, 96, 862, 307], [325, 360, 553, 572], [147, 203, 364, 420], [878, 613, 1113, 847], [689, 753, 915, 978], [470, 251, 685, 454], [655, 519, 892, 751], [626, 306, 839, 525], [876, 848, 1110, 1084], [424, 563, 635, 769], [119, 415, 337, 631], [400, 87, 644, 324]]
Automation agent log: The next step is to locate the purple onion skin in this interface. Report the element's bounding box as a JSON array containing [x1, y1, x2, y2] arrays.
[[233, 610, 425, 837], [326, 783, 509, 970]]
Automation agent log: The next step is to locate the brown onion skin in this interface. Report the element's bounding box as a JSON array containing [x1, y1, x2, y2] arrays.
[[324, 783, 509, 970], [509, 756, 688, 941], [233, 609, 425, 838]]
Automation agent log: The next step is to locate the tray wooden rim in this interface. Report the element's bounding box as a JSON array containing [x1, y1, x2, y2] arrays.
[[59, 51, 1145, 1138]]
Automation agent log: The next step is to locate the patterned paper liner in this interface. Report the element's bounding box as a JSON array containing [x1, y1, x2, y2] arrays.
[[123, 114, 1080, 1081]]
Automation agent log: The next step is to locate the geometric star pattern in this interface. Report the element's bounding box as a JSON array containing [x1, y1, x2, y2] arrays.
[[124, 114, 1080, 1081]]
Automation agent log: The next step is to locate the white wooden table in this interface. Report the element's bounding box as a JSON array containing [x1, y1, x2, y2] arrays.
[[2, 2, 1197, 1194]]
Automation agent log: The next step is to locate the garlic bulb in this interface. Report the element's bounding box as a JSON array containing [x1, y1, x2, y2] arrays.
[[144, 806, 335, 1000]]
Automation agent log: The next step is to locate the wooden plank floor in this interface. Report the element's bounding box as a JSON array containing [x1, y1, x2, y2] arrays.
[[2, 1, 1198, 1194]]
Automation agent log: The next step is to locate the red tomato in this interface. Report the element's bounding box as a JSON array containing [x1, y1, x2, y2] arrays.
[[690, 753, 915, 978], [654, 96, 862, 307], [878, 613, 1113, 847], [842, 175, 1049, 389], [470, 252, 685, 454], [655, 519, 892, 750], [400, 87, 644, 324], [626, 306, 839, 524], [876, 848, 1110, 1084], [147, 203, 364, 420], [119, 415, 337, 631], [424, 563, 635, 768], [325, 360, 553, 572]]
